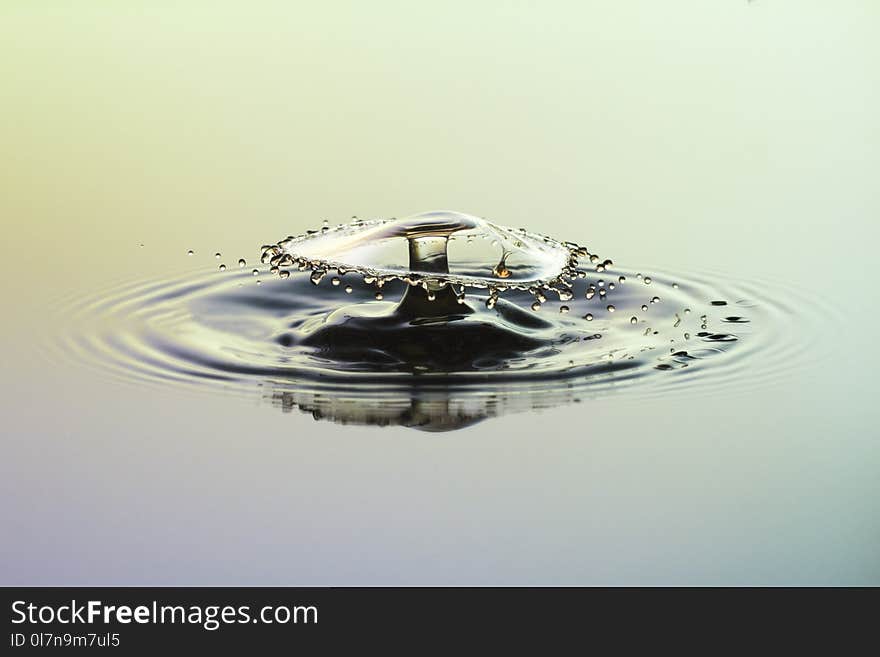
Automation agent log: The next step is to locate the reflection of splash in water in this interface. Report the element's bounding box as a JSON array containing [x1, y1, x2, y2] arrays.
[[50, 262, 796, 431]]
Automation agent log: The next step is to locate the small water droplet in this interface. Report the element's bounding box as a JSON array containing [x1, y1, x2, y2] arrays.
[[374, 291, 384, 300], [427, 292, 436, 301], [256, 279, 262, 285], [492, 252, 512, 278], [279, 270, 290, 279], [641, 304, 648, 311], [531, 301, 541, 311], [630, 316, 638, 324], [215, 252, 221, 259], [644, 277, 652, 284], [238, 258, 246, 268], [252, 269, 259, 276], [607, 305, 615, 312], [651, 296, 660, 304], [584, 313, 593, 321], [218, 264, 226, 271], [344, 285, 353, 294], [187, 249, 194, 256], [560, 305, 570, 314], [331, 277, 341, 286]]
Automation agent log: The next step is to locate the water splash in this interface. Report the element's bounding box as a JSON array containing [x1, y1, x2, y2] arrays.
[[51, 211, 803, 431]]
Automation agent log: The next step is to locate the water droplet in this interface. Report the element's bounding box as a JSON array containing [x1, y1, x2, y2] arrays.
[[618, 275, 626, 283], [493, 251, 512, 278], [560, 305, 570, 314], [584, 313, 593, 321], [644, 277, 652, 284], [630, 316, 638, 324], [531, 301, 541, 311], [218, 264, 226, 271], [256, 279, 262, 285], [427, 292, 436, 301], [651, 296, 660, 304], [279, 270, 290, 279], [187, 249, 194, 256], [215, 252, 221, 259], [344, 285, 353, 294], [641, 305, 648, 311], [374, 291, 384, 300], [238, 258, 246, 268], [606, 305, 615, 312], [331, 277, 341, 286], [252, 269, 259, 276]]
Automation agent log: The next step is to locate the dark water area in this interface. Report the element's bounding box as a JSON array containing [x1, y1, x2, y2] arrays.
[[54, 262, 798, 431]]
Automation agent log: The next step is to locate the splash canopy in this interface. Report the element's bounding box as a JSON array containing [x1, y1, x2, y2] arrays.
[[273, 211, 577, 289]]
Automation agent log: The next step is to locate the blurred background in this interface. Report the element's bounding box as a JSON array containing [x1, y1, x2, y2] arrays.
[[1, 1, 877, 584]]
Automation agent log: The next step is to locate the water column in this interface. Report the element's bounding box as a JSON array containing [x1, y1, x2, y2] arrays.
[[394, 214, 476, 318]]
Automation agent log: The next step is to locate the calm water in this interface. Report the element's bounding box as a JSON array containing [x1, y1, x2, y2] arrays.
[[1, 2, 878, 584]]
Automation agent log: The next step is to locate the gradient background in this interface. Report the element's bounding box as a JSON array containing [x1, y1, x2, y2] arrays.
[[1, 1, 877, 584]]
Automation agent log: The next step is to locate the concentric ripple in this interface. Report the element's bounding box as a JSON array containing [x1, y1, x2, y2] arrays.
[[50, 261, 806, 431]]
